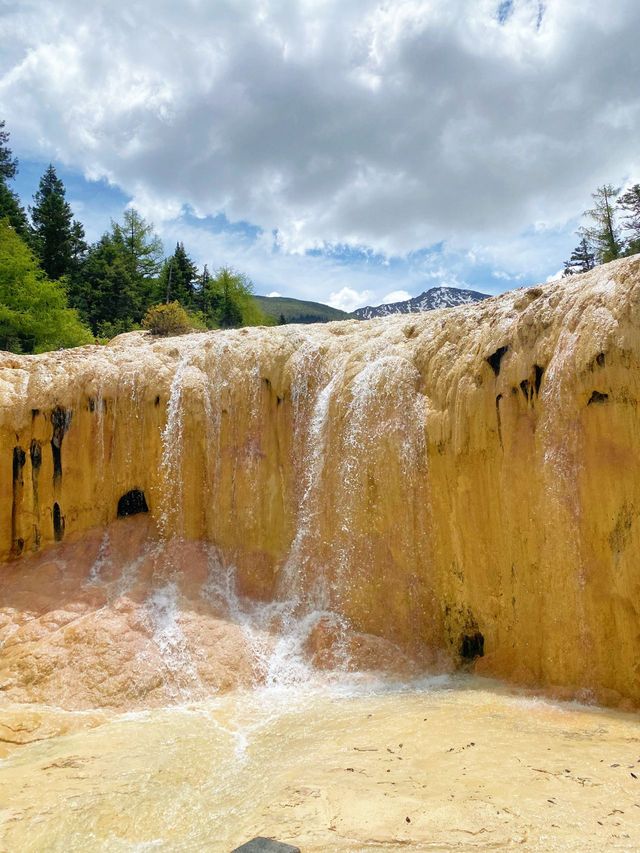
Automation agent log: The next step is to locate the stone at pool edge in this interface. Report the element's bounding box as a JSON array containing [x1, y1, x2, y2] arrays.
[[231, 838, 301, 853]]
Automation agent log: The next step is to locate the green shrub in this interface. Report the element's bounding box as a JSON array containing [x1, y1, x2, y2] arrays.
[[96, 318, 139, 341], [184, 309, 208, 331], [142, 301, 193, 336]]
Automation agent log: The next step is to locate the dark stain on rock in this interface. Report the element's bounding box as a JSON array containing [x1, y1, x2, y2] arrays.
[[588, 391, 609, 405], [51, 407, 72, 484], [534, 364, 544, 395], [487, 346, 508, 376], [29, 439, 42, 472], [609, 503, 634, 554], [117, 489, 149, 517], [53, 502, 64, 541], [11, 446, 26, 555], [30, 440, 42, 546], [460, 631, 485, 662], [12, 446, 26, 484]]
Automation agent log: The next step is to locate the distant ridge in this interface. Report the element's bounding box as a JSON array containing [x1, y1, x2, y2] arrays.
[[254, 294, 351, 324], [254, 286, 490, 325], [353, 286, 489, 319]]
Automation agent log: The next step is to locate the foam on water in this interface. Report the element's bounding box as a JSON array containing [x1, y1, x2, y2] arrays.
[[142, 581, 202, 700], [85, 531, 111, 587], [201, 547, 349, 694]]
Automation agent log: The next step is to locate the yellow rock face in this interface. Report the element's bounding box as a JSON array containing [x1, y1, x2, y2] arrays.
[[1, 255, 639, 707]]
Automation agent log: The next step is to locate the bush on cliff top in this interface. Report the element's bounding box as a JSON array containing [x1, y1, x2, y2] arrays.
[[142, 301, 199, 336]]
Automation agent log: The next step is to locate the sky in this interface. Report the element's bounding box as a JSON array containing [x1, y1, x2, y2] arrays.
[[1, 0, 639, 311]]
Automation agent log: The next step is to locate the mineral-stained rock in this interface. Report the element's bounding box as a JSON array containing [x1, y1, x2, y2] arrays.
[[1, 255, 639, 707]]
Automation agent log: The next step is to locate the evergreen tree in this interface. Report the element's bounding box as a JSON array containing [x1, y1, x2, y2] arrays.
[[582, 184, 622, 264], [0, 220, 92, 352], [160, 242, 198, 307], [112, 208, 163, 280], [202, 267, 266, 328], [563, 237, 596, 276], [198, 263, 211, 312], [617, 184, 640, 256], [0, 120, 30, 240], [0, 182, 30, 239], [0, 120, 17, 181], [75, 233, 138, 334], [71, 211, 164, 335], [30, 164, 82, 279], [69, 220, 88, 268]]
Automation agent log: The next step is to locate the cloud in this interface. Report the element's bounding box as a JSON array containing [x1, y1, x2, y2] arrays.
[[381, 290, 411, 304], [0, 0, 638, 293], [328, 287, 374, 312], [266, 291, 282, 298]]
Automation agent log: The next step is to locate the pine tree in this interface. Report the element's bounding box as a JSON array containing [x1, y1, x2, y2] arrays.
[[112, 208, 163, 280], [582, 185, 622, 264], [0, 120, 17, 181], [617, 184, 640, 256], [160, 242, 198, 307], [563, 237, 596, 276], [0, 181, 30, 239], [0, 120, 30, 240], [30, 164, 79, 279], [198, 263, 211, 312], [71, 211, 163, 335], [75, 233, 138, 334]]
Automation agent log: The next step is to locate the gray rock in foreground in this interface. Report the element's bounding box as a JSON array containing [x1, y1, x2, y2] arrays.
[[231, 837, 301, 853]]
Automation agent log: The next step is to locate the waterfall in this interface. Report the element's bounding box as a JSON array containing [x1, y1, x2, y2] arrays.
[[2, 257, 640, 708]]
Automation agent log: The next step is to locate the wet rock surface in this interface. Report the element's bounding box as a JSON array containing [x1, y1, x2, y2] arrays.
[[1, 256, 640, 705]]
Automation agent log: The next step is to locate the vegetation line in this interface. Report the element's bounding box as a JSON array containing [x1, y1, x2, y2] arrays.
[[0, 120, 272, 353]]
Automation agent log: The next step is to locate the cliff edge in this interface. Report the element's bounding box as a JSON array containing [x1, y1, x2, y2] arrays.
[[1, 255, 639, 708]]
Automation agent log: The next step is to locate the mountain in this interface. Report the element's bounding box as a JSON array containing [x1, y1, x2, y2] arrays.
[[352, 286, 489, 319], [254, 286, 490, 325], [254, 295, 351, 324]]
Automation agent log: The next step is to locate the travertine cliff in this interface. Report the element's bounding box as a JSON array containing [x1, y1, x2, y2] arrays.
[[1, 255, 639, 708]]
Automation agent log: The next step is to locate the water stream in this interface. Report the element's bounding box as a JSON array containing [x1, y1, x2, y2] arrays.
[[2, 675, 640, 851]]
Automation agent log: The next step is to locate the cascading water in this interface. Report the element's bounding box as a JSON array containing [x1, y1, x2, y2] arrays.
[[97, 328, 422, 700], [2, 258, 640, 850]]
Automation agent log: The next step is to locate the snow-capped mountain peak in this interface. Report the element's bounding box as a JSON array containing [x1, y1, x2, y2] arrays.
[[353, 286, 489, 319]]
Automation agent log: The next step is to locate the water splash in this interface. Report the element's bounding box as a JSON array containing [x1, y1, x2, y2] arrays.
[[85, 531, 111, 587], [158, 343, 203, 538], [201, 546, 352, 692], [143, 581, 202, 700]]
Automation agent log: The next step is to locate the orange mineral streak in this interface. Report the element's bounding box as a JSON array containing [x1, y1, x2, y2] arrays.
[[1, 255, 640, 709]]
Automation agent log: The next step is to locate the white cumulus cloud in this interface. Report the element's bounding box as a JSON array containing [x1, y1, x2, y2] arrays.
[[381, 290, 412, 304], [0, 0, 638, 291], [328, 287, 374, 312]]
